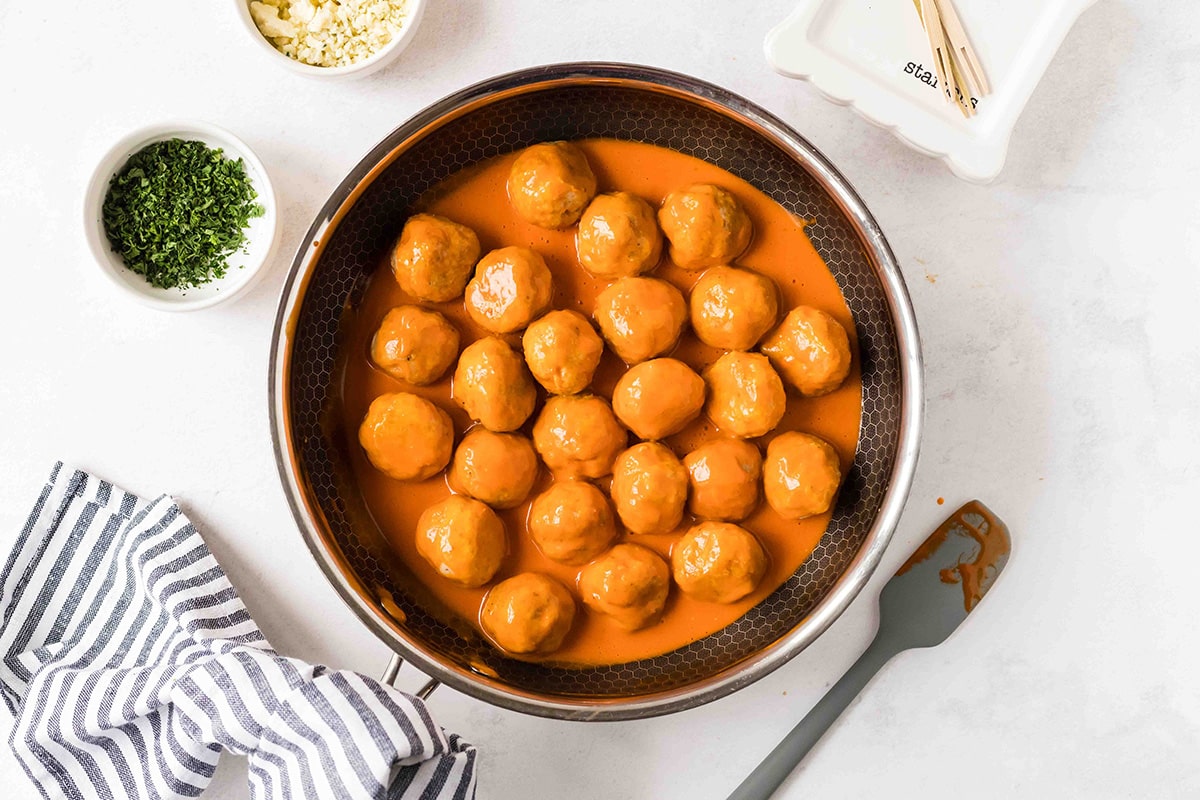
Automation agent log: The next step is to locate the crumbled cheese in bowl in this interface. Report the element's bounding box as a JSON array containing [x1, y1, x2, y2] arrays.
[[249, 0, 412, 68]]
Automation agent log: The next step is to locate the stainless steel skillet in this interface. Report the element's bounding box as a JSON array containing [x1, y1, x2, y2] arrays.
[[269, 63, 923, 721]]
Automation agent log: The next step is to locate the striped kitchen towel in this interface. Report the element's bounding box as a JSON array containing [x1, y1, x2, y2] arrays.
[[0, 463, 477, 800]]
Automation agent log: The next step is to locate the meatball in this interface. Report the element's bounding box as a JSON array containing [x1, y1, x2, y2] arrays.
[[390, 213, 480, 302], [611, 358, 706, 441], [671, 522, 767, 604], [532, 395, 627, 479], [465, 247, 553, 334], [522, 310, 604, 395], [370, 306, 460, 385], [704, 352, 787, 439], [528, 481, 618, 565], [449, 429, 539, 510], [763, 432, 843, 520], [576, 192, 663, 279], [657, 184, 752, 270], [578, 544, 670, 631], [415, 495, 506, 588], [684, 439, 762, 521], [481, 573, 576, 655], [594, 277, 687, 364], [760, 306, 853, 397], [507, 142, 597, 229], [610, 443, 688, 535], [452, 337, 537, 432], [358, 393, 453, 482], [689, 266, 779, 351]]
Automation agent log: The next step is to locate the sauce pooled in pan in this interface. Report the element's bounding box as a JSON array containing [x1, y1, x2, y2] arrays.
[[338, 139, 863, 666]]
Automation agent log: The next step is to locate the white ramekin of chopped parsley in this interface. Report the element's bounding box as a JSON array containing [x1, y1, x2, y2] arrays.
[[85, 122, 279, 311]]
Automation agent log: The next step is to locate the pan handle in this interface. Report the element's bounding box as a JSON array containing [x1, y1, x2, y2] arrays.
[[381, 652, 441, 700]]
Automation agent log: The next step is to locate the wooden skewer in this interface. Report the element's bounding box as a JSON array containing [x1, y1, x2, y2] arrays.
[[936, 0, 993, 97], [945, 38, 978, 115], [911, 0, 990, 118], [935, 0, 990, 96], [918, 0, 967, 117]]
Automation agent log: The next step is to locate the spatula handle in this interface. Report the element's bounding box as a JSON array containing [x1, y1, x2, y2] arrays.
[[726, 636, 898, 800]]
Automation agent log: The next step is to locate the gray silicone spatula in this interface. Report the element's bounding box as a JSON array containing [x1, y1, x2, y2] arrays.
[[728, 500, 1011, 800]]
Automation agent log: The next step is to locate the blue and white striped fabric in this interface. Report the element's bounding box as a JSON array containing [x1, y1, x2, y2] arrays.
[[0, 463, 477, 800]]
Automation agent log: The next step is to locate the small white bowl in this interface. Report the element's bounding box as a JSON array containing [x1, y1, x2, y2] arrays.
[[233, 0, 427, 79], [84, 121, 280, 312]]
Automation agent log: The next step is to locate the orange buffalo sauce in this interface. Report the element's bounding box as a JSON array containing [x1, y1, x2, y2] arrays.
[[338, 139, 863, 666]]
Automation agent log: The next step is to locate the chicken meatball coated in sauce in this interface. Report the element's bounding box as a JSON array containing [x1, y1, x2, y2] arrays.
[[704, 352, 787, 439], [481, 573, 576, 655], [449, 429, 539, 510], [358, 393, 454, 482], [657, 184, 753, 270], [576, 192, 663, 279], [763, 432, 843, 520], [532, 395, 627, 479], [528, 481, 618, 565], [370, 306, 460, 386], [452, 337, 537, 432], [522, 310, 604, 395], [689, 266, 779, 351], [390, 214, 480, 303], [610, 443, 688, 536], [465, 247, 553, 334], [579, 544, 670, 631], [507, 142, 597, 229], [672, 521, 767, 604], [760, 306, 853, 397], [611, 358, 706, 441], [684, 439, 763, 521], [594, 277, 687, 364], [415, 495, 506, 588]]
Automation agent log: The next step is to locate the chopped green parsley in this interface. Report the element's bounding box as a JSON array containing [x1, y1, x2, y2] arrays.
[[101, 139, 264, 290]]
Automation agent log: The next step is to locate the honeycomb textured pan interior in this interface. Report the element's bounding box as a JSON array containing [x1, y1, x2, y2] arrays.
[[285, 83, 902, 698]]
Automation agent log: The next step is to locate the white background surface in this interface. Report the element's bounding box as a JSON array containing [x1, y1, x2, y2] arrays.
[[2, 1, 1198, 798]]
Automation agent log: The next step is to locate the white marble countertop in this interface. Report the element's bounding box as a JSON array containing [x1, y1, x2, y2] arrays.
[[2, 1, 1198, 797]]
